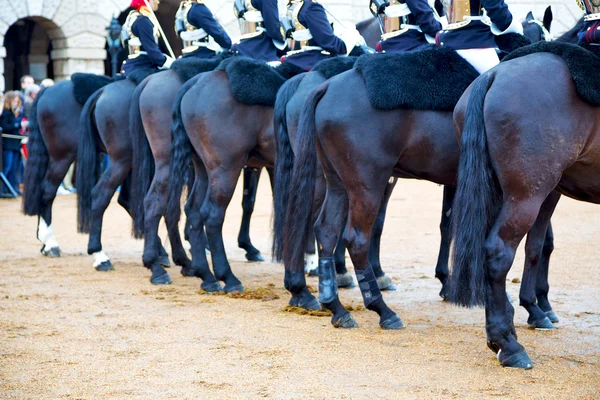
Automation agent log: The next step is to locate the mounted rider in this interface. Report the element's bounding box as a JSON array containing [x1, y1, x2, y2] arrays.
[[121, 0, 174, 76], [435, 0, 523, 73], [370, 0, 445, 53], [176, 0, 233, 58], [577, 0, 600, 45], [279, 0, 362, 70], [232, 0, 287, 62]]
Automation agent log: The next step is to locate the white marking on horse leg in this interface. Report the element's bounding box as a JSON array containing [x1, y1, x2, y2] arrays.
[[304, 253, 318, 274], [37, 217, 60, 250], [92, 251, 110, 268]]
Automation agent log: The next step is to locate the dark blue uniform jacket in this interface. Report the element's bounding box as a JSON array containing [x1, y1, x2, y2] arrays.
[[377, 0, 442, 53], [122, 14, 166, 76], [282, 2, 346, 70], [233, 0, 286, 61], [183, 3, 233, 58], [436, 0, 513, 50]]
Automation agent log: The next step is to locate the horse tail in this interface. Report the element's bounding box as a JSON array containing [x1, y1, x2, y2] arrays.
[[22, 86, 48, 216], [449, 72, 500, 307], [166, 77, 196, 231], [282, 82, 328, 274], [130, 78, 154, 239], [76, 88, 103, 234], [272, 73, 305, 262]]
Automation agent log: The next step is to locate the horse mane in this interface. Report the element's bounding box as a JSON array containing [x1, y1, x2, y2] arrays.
[[555, 17, 585, 43]]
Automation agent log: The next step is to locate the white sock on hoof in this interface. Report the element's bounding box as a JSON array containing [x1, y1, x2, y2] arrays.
[[92, 251, 110, 268], [304, 253, 318, 273], [37, 218, 60, 250]]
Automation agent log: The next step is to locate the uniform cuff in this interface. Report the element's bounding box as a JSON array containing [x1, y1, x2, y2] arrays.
[[491, 16, 523, 35]]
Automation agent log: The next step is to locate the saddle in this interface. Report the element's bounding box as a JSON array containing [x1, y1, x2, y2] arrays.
[[354, 46, 479, 111], [504, 41, 600, 106], [126, 68, 160, 85], [71, 73, 113, 106], [312, 56, 357, 79], [215, 57, 304, 106], [171, 53, 235, 82]]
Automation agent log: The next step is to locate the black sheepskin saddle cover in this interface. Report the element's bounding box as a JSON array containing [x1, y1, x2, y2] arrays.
[[312, 56, 357, 79], [354, 47, 479, 111], [127, 68, 160, 85], [71, 73, 112, 106], [215, 57, 304, 106], [171, 58, 221, 82], [171, 53, 235, 82], [504, 41, 600, 106]]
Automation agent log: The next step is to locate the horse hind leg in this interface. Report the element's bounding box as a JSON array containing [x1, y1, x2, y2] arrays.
[[182, 157, 221, 292], [484, 197, 549, 369], [237, 167, 264, 261], [369, 177, 398, 291], [344, 184, 404, 330], [536, 222, 558, 323], [304, 173, 326, 276], [519, 191, 560, 330], [201, 167, 244, 293], [435, 185, 456, 299], [38, 157, 75, 257], [87, 157, 131, 274], [314, 174, 357, 328]]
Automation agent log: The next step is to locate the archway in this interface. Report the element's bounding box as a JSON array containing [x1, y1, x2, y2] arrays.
[[0, 0, 131, 92], [3, 18, 54, 91]]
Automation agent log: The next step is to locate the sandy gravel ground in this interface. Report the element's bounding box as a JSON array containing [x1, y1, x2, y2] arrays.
[[0, 177, 599, 399]]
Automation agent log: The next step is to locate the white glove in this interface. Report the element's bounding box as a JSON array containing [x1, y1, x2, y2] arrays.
[[491, 16, 524, 36], [340, 28, 366, 56], [160, 55, 175, 69]]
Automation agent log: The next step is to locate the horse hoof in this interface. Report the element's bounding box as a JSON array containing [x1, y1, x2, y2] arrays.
[[487, 341, 500, 354], [180, 267, 197, 277], [158, 255, 171, 268], [201, 281, 223, 293], [224, 283, 244, 294], [380, 314, 405, 330], [245, 251, 264, 262], [289, 293, 320, 311], [95, 260, 114, 272], [528, 317, 556, 330], [377, 275, 396, 291], [332, 313, 358, 329], [42, 246, 62, 258], [545, 310, 559, 323], [151, 272, 172, 285], [336, 272, 356, 288], [439, 286, 449, 301], [498, 350, 533, 369]]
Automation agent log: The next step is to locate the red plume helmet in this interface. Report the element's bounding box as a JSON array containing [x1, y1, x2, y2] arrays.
[[130, 0, 147, 9]]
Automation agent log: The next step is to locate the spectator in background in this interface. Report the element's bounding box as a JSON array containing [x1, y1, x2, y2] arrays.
[[41, 78, 55, 88], [1, 92, 26, 195], [23, 84, 40, 120], [20, 75, 34, 92]]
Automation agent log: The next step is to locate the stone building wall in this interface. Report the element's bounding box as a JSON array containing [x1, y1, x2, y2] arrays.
[[0, 0, 587, 92]]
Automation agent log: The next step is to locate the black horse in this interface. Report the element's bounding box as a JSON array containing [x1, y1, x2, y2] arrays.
[[450, 21, 593, 369], [22, 76, 113, 258], [281, 15, 560, 329], [129, 58, 271, 287]]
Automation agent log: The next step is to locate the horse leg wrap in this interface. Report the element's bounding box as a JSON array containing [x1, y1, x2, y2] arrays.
[[318, 257, 338, 304], [356, 265, 382, 308]]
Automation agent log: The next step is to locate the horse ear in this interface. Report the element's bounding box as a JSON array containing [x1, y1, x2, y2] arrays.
[[543, 6, 553, 32], [526, 11, 534, 22]]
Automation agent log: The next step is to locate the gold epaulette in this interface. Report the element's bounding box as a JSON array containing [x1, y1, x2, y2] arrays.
[[139, 6, 152, 17]]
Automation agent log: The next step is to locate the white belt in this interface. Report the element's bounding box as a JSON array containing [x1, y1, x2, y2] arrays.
[[181, 28, 208, 41], [292, 28, 313, 42], [384, 4, 411, 18], [403, 24, 422, 32], [244, 10, 263, 23]]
